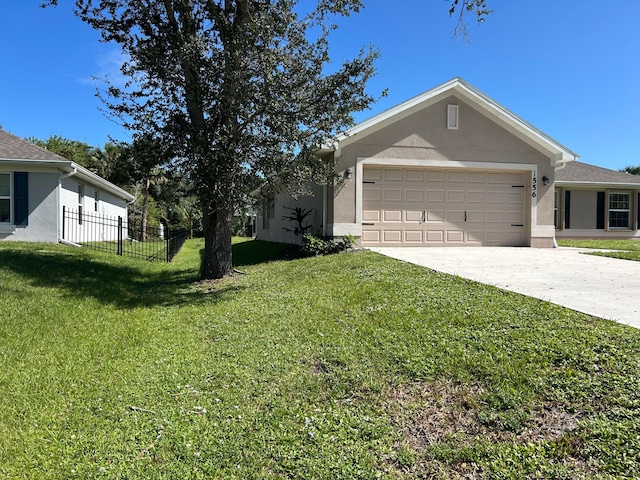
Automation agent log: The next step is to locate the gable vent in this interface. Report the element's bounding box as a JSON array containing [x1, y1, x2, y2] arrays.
[[447, 104, 459, 130]]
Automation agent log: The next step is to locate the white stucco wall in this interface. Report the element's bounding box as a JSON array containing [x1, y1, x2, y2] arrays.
[[0, 171, 58, 242], [60, 176, 129, 243]]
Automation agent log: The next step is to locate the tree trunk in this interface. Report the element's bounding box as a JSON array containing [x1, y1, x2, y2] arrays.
[[201, 205, 233, 279]]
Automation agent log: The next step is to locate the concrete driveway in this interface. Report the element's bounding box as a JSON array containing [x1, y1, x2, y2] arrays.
[[369, 247, 640, 329]]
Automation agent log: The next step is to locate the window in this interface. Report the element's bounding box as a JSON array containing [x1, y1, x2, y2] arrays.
[[0, 173, 10, 223], [609, 192, 630, 229], [94, 190, 99, 212], [78, 184, 85, 225], [447, 104, 459, 130], [262, 195, 275, 230]]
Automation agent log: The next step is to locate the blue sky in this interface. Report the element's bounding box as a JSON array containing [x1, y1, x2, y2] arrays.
[[1, 1, 639, 170]]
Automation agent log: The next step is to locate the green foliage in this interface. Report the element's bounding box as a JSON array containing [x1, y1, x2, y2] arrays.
[[557, 239, 640, 262], [282, 206, 313, 239], [1, 240, 640, 477], [46, 0, 382, 279], [621, 165, 640, 176], [301, 233, 354, 256]]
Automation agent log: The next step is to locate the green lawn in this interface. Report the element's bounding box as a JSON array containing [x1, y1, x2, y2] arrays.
[[558, 238, 640, 261], [1, 239, 639, 479]]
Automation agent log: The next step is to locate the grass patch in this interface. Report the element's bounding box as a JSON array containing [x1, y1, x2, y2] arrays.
[[558, 238, 640, 261], [1, 239, 639, 478]]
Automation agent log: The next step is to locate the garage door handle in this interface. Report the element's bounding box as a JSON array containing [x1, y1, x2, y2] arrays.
[[464, 211, 467, 222], [511, 224, 523, 227], [362, 222, 374, 226], [421, 210, 426, 223]]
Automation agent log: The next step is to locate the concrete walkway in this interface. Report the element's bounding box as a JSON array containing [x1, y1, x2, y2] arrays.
[[369, 247, 640, 329]]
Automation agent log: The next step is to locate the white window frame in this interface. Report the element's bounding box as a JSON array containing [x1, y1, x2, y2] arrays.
[[447, 104, 459, 130], [0, 172, 11, 224], [609, 191, 631, 230]]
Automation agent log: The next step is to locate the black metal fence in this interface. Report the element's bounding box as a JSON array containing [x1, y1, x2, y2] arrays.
[[62, 206, 187, 263]]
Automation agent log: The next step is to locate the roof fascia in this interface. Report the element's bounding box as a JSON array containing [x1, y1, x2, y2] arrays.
[[556, 181, 640, 189]]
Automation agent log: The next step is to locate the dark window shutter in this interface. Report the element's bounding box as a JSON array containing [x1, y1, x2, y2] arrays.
[[13, 172, 28, 226], [564, 191, 571, 229], [597, 192, 605, 230]]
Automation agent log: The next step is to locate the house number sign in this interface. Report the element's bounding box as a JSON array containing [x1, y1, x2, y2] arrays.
[[532, 174, 537, 198]]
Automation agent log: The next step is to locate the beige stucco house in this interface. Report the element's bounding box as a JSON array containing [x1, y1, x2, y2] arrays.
[[258, 77, 581, 247]]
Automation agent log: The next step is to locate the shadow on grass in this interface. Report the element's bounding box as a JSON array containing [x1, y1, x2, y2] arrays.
[[0, 248, 242, 310], [232, 239, 304, 267]]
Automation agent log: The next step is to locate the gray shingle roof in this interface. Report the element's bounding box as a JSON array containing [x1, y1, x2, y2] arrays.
[[556, 161, 640, 185], [0, 129, 68, 162]]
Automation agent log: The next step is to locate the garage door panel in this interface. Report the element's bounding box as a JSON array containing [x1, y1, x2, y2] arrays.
[[384, 169, 403, 181], [426, 211, 444, 223], [404, 230, 423, 242], [426, 231, 444, 242], [406, 170, 424, 182], [466, 231, 484, 244], [383, 210, 402, 222], [383, 189, 402, 201], [406, 210, 423, 222], [447, 210, 465, 222], [363, 188, 381, 201], [447, 191, 465, 203], [467, 211, 484, 223], [447, 231, 464, 242], [427, 171, 445, 182], [467, 172, 486, 183], [362, 167, 526, 247], [363, 210, 380, 222], [362, 230, 380, 243], [405, 189, 424, 202], [383, 230, 402, 243], [364, 168, 381, 181], [427, 190, 444, 202], [467, 191, 485, 203], [505, 192, 524, 204]]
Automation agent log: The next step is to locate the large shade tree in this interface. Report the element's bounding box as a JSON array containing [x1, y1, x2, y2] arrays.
[[45, 0, 490, 279]]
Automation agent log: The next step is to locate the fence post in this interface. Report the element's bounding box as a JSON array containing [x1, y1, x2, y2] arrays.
[[165, 221, 170, 263], [117, 216, 123, 256]]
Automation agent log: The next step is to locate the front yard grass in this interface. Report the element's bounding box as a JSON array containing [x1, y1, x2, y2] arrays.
[[558, 238, 640, 261], [1, 239, 639, 478]]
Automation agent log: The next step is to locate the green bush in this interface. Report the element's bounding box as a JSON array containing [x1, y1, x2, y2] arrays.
[[301, 233, 355, 256]]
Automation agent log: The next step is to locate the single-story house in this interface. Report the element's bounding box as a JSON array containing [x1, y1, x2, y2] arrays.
[[555, 161, 640, 238], [258, 77, 580, 247], [0, 129, 135, 243]]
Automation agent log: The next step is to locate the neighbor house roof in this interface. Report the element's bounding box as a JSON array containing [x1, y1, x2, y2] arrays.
[[0, 129, 135, 202], [556, 161, 640, 188], [325, 77, 579, 166]]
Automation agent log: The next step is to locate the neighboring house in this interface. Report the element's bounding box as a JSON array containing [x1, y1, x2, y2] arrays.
[[0, 129, 135, 243], [555, 161, 640, 239], [258, 77, 579, 247]]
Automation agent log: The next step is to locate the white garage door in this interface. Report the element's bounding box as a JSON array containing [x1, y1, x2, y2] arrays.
[[362, 167, 526, 246]]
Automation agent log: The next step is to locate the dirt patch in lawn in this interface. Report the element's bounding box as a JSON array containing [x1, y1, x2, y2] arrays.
[[384, 379, 593, 478]]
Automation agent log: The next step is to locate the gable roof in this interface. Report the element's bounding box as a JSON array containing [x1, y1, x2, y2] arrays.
[[0, 129, 135, 202], [332, 77, 578, 166], [556, 161, 640, 188]]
